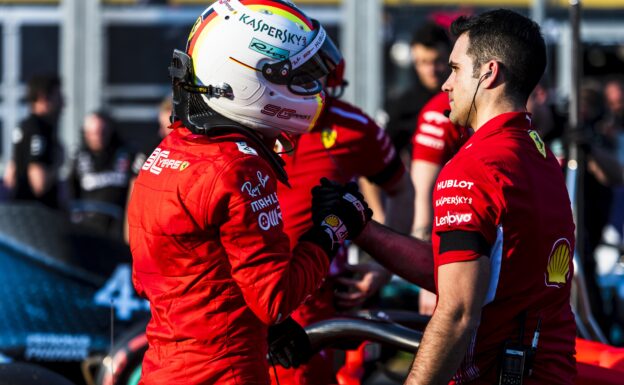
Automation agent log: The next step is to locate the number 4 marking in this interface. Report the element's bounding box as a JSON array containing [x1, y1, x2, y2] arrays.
[[94, 264, 149, 321]]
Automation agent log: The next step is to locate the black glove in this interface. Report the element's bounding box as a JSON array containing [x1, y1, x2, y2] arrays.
[[299, 225, 339, 259], [267, 317, 312, 369], [311, 178, 373, 240]]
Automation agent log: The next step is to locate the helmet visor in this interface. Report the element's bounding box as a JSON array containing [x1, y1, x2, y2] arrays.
[[262, 20, 342, 96]]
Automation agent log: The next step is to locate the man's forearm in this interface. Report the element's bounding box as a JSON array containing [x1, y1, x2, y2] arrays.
[[405, 308, 476, 385], [355, 221, 435, 292], [412, 191, 433, 240], [384, 173, 415, 235]]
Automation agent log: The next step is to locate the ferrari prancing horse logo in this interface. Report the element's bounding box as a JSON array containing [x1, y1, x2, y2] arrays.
[[321, 128, 337, 149], [529, 130, 547, 158]]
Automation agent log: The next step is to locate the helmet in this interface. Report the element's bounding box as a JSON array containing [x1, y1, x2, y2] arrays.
[[181, 0, 342, 137]]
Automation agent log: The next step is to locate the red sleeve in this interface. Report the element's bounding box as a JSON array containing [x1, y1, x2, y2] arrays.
[[211, 154, 329, 325], [412, 93, 467, 166], [432, 158, 503, 266], [358, 119, 405, 188]]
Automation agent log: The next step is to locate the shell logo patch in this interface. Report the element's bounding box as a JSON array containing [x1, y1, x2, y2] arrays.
[[529, 130, 547, 158], [545, 238, 572, 288], [321, 128, 337, 149], [324, 215, 340, 228]]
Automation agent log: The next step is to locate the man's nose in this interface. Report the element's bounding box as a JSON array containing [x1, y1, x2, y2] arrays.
[[441, 78, 451, 92]]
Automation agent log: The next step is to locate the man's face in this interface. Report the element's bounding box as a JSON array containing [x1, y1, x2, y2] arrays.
[[411, 43, 450, 92], [36, 87, 64, 120], [83, 114, 110, 153], [442, 34, 479, 128], [605, 82, 624, 115]]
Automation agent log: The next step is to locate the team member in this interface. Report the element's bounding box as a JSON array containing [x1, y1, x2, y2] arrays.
[[273, 68, 414, 384], [385, 22, 452, 160], [312, 9, 576, 384], [68, 111, 133, 238], [4, 75, 64, 209], [127, 1, 369, 384], [130, 97, 174, 178], [411, 92, 468, 315], [124, 97, 173, 243]]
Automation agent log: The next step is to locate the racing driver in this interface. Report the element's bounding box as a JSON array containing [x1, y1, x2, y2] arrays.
[[127, 1, 371, 384]]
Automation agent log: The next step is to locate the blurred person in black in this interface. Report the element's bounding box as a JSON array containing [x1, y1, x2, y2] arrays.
[[123, 96, 173, 242], [596, 77, 624, 151], [3, 75, 64, 209], [576, 81, 619, 337], [527, 80, 566, 145], [68, 111, 133, 239], [129, 97, 174, 177], [385, 22, 451, 160]]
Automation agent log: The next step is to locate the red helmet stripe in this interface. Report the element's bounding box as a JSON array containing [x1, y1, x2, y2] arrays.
[[187, 10, 218, 56], [240, 0, 313, 30]]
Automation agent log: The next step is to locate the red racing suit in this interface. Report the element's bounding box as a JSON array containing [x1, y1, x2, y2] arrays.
[[432, 112, 576, 384], [412, 91, 468, 166], [128, 122, 329, 385], [271, 98, 405, 385]]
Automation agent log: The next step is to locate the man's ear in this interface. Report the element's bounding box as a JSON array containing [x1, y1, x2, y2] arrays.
[[480, 61, 500, 88]]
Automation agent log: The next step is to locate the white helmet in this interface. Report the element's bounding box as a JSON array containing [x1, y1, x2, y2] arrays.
[[183, 0, 341, 137]]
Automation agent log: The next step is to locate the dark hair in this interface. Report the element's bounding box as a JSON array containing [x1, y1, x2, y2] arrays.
[[450, 9, 546, 102], [604, 75, 624, 90], [411, 22, 451, 50], [26, 74, 61, 103], [89, 109, 116, 131]]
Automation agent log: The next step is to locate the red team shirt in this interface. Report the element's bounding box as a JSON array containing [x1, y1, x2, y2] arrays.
[[279, 98, 404, 246], [274, 98, 405, 385], [412, 92, 468, 165], [432, 112, 576, 384]]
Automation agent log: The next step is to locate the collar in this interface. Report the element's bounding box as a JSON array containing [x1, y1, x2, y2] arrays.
[[469, 111, 533, 143]]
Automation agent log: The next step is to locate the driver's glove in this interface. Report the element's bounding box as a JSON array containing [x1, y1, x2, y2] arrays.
[[311, 178, 372, 240], [267, 317, 312, 369]]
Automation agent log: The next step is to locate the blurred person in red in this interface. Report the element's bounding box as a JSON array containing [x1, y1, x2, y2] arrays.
[[362, 21, 452, 247], [310, 9, 576, 384], [3, 75, 64, 209], [410, 92, 468, 315], [385, 22, 452, 162], [271, 60, 414, 385], [127, 1, 371, 384]]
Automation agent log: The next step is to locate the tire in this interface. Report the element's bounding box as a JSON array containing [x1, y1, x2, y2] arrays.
[[95, 319, 148, 385], [0, 362, 75, 385]]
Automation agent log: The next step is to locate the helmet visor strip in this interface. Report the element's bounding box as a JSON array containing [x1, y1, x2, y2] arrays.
[[262, 19, 342, 96]]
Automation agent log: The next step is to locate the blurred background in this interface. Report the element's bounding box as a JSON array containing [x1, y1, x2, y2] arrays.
[[0, 0, 621, 168], [0, 1, 624, 384]]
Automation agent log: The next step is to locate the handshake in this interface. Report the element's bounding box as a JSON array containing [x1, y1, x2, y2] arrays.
[[300, 178, 373, 258]]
